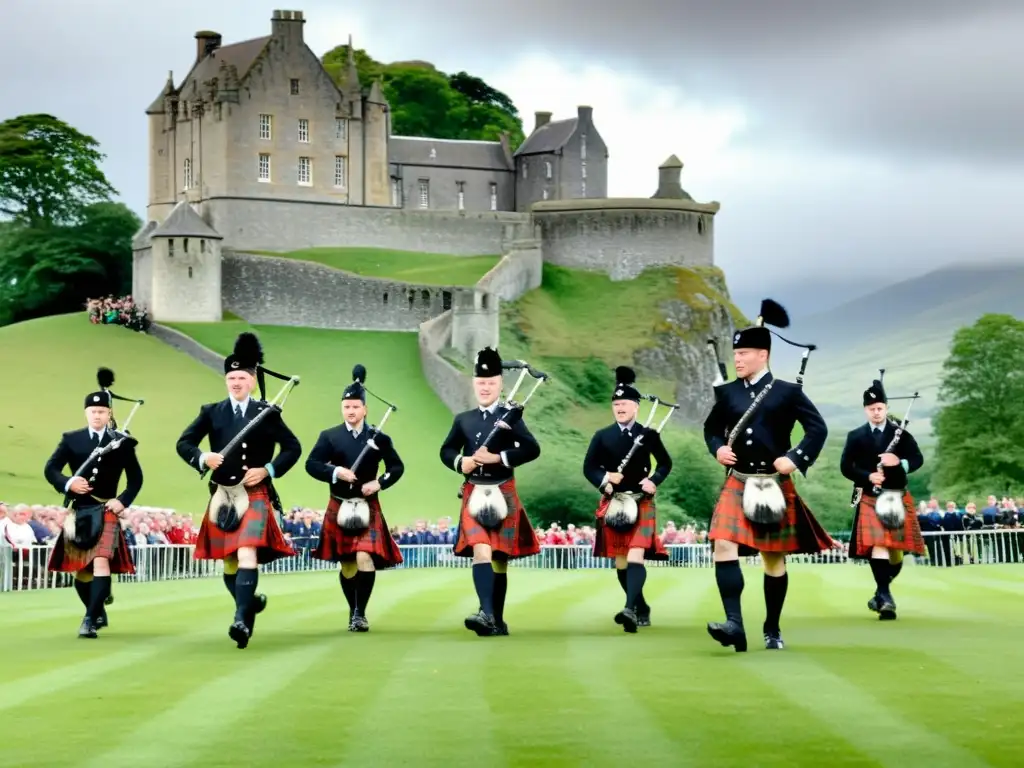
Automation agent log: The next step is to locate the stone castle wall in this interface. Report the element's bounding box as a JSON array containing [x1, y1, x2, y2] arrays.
[[205, 197, 530, 255], [418, 311, 474, 413], [532, 198, 718, 280]]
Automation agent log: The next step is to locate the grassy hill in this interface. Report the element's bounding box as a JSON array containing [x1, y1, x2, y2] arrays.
[[0, 315, 458, 523], [775, 260, 1024, 439], [247, 246, 500, 286]]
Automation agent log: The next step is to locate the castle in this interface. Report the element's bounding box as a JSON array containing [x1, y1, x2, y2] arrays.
[[133, 9, 726, 415]]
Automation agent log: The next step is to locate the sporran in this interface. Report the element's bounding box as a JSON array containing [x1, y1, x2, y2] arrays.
[[875, 490, 906, 530], [209, 482, 249, 532], [467, 483, 508, 530], [336, 497, 371, 533], [604, 492, 641, 532], [737, 472, 786, 525], [64, 504, 105, 551]]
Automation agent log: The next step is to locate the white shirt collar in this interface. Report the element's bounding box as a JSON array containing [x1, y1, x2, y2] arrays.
[[346, 421, 364, 435], [619, 419, 636, 432], [479, 402, 499, 415], [868, 421, 886, 432], [88, 427, 106, 441], [744, 367, 769, 388], [230, 395, 251, 414]]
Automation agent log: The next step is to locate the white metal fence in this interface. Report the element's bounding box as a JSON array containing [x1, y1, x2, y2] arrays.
[[2, 530, 1022, 593]]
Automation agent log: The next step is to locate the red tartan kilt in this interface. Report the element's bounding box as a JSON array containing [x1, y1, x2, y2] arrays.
[[593, 495, 667, 560], [194, 482, 295, 564], [48, 510, 135, 574], [852, 491, 925, 558], [313, 495, 403, 569], [709, 474, 834, 556], [454, 479, 540, 560]]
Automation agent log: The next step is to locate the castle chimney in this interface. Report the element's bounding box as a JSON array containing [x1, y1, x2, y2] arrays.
[[577, 105, 593, 123], [652, 155, 691, 200], [271, 10, 306, 47], [534, 111, 552, 131], [194, 30, 222, 61]]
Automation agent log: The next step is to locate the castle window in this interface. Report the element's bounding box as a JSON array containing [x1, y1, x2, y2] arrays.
[[429, 148, 437, 159], [168, 239, 175, 257], [489, 183, 497, 211], [698, 216, 706, 235], [542, 189, 549, 200], [456, 181, 465, 211], [334, 156, 347, 188], [421, 290, 430, 306], [383, 291, 389, 306], [298, 156, 312, 185], [258, 153, 271, 182], [581, 133, 587, 160], [183, 238, 189, 253], [545, 161, 552, 179], [408, 290, 415, 309], [181, 101, 188, 120], [581, 161, 586, 179], [290, 78, 300, 95], [183, 158, 192, 190], [581, 180, 587, 197], [335, 118, 347, 140], [521, 161, 527, 178], [188, 266, 193, 278], [417, 179, 429, 208], [259, 114, 272, 140], [200, 239, 206, 253], [442, 291, 452, 311], [298, 118, 309, 143], [391, 178, 402, 207], [481, 294, 489, 311]]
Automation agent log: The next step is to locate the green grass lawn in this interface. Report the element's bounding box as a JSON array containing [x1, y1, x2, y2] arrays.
[[3, 566, 1021, 766], [0, 315, 459, 523], [249, 246, 501, 286]]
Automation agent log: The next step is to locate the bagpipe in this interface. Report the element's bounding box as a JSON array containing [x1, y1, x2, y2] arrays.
[[461, 359, 550, 529], [850, 368, 921, 530], [335, 364, 399, 534], [63, 368, 145, 551], [602, 393, 679, 532], [206, 365, 301, 534]]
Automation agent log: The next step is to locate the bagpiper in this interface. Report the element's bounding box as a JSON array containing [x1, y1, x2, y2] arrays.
[[439, 347, 543, 637], [841, 373, 925, 620], [176, 332, 302, 649], [306, 364, 405, 631], [43, 368, 144, 638], [583, 366, 674, 632], [703, 299, 836, 652]]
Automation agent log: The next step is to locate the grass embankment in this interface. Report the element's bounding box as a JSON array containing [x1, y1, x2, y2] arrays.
[[0, 315, 458, 522], [3, 566, 1021, 766], [248, 246, 500, 286]]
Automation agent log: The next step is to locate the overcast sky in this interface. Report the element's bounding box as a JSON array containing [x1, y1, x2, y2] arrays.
[[2, 0, 1022, 310]]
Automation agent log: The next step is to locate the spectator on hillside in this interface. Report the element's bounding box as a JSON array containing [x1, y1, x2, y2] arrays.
[[962, 502, 983, 531], [982, 495, 1001, 527]]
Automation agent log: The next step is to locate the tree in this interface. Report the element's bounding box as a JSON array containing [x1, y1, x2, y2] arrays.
[[932, 314, 1024, 498], [0, 114, 117, 227], [0, 201, 140, 325], [320, 46, 526, 148]]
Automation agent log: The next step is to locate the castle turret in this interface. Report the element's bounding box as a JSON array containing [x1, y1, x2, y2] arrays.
[[146, 71, 177, 221], [146, 201, 223, 323], [651, 155, 691, 200], [364, 77, 391, 205]]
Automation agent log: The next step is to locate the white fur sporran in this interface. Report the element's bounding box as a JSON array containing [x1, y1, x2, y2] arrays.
[[874, 490, 906, 530], [209, 482, 249, 532], [467, 483, 508, 530], [337, 497, 371, 533], [740, 474, 786, 525], [604, 492, 640, 532]]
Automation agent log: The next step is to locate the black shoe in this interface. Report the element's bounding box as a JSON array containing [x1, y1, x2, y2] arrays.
[[105, 594, 114, 606], [94, 610, 108, 630], [878, 596, 897, 621], [253, 594, 267, 615], [867, 594, 882, 613], [353, 614, 370, 633], [464, 610, 497, 637], [229, 620, 251, 649], [763, 628, 785, 650], [78, 618, 97, 639], [707, 620, 747, 652], [244, 594, 267, 636], [637, 610, 651, 628], [494, 621, 509, 636], [615, 608, 639, 633]]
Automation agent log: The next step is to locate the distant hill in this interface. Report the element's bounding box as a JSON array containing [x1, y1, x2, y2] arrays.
[[776, 260, 1024, 438]]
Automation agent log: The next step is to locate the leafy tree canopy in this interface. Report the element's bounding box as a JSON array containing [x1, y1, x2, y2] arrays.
[[321, 46, 525, 149], [0, 113, 117, 227], [932, 314, 1024, 499]]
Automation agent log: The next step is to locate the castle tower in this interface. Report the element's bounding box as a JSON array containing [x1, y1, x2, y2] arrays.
[[146, 201, 224, 322], [450, 289, 499, 360], [145, 71, 177, 222], [363, 78, 391, 206], [651, 155, 691, 199]]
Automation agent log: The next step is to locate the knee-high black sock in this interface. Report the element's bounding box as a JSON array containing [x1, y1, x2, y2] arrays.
[[223, 573, 237, 598], [74, 578, 91, 610], [763, 572, 789, 633], [234, 568, 258, 623], [492, 572, 508, 623], [715, 560, 744, 626], [625, 563, 647, 611], [870, 558, 891, 597], [889, 560, 903, 583], [339, 571, 356, 616], [87, 576, 111, 622], [356, 571, 376, 614], [472, 563, 495, 616]]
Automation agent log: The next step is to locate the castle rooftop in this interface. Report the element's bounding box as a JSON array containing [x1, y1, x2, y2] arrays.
[[150, 201, 223, 240], [390, 135, 513, 171]]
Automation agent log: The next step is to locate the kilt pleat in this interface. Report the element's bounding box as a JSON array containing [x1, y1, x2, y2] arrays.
[[193, 482, 295, 564], [593, 495, 667, 560], [47, 510, 135, 574], [454, 479, 540, 560], [313, 495, 403, 569], [851, 491, 925, 559], [709, 474, 833, 556]]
